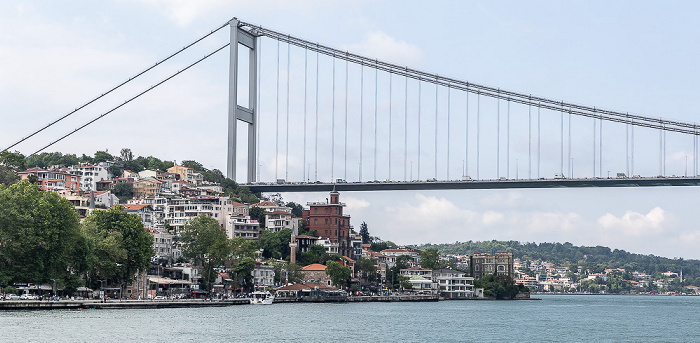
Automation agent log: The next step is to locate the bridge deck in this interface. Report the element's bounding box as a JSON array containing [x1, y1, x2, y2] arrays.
[[246, 177, 700, 193]]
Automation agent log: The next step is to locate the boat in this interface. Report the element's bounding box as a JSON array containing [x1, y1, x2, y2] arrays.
[[249, 291, 275, 305]]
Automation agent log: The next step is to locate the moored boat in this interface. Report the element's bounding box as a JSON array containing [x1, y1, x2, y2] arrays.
[[249, 291, 274, 305]]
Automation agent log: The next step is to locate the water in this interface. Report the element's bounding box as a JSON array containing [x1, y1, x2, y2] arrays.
[[2, 295, 699, 342]]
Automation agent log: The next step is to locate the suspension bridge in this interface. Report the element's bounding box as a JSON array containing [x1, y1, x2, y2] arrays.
[[4, 18, 700, 193]]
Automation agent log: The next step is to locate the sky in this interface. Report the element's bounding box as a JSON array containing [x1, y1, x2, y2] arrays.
[[3, 1, 700, 259]]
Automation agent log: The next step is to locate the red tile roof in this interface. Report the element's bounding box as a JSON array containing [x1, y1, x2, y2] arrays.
[[301, 263, 327, 271]]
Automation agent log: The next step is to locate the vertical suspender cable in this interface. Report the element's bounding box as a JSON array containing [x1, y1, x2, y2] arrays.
[[593, 113, 596, 178], [256, 38, 262, 181], [344, 58, 348, 181], [447, 85, 451, 180], [659, 119, 663, 176], [404, 71, 408, 181], [476, 92, 480, 180], [374, 63, 378, 181], [560, 103, 564, 176], [303, 47, 308, 182], [275, 40, 280, 180], [331, 56, 336, 181], [537, 103, 541, 179], [418, 79, 422, 181], [625, 114, 632, 177], [435, 78, 439, 179], [285, 41, 290, 181], [599, 114, 602, 178], [314, 49, 319, 181], [631, 117, 634, 176], [507, 100, 510, 179], [568, 108, 572, 178], [528, 98, 531, 179], [496, 90, 500, 178], [389, 73, 392, 180], [360, 63, 364, 182], [465, 89, 469, 178], [663, 120, 666, 176]]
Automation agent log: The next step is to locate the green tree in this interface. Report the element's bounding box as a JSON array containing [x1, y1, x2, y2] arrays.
[[419, 248, 441, 270], [231, 256, 256, 292], [356, 257, 377, 284], [108, 165, 122, 178], [259, 229, 292, 260], [120, 148, 133, 162], [94, 151, 114, 163], [0, 166, 18, 186], [0, 151, 26, 171], [285, 202, 304, 218], [325, 260, 351, 288], [359, 222, 371, 244], [112, 182, 133, 202], [249, 206, 267, 228], [298, 244, 329, 266], [0, 181, 86, 288], [82, 206, 153, 290], [179, 215, 231, 291]]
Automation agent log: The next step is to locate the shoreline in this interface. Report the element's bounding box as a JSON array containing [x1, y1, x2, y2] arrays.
[[0, 294, 519, 310]]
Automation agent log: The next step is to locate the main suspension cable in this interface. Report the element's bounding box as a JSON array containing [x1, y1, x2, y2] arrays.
[[4, 21, 229, 154], [30, 43, 229, 157]]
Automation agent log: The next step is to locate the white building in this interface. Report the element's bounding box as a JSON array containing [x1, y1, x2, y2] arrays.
[[252, 264, 276, 288], [432, 269, 475, 299], [265, 211, 298, 233], [226, 214, 261, 240], [68, 163, 110, 191], [86, 191, 119, 208]]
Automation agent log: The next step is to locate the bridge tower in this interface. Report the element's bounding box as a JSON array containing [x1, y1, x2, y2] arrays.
[[227, 18, 258, 183]]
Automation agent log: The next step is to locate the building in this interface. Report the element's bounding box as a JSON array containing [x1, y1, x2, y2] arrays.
[[432, 269, 475, 299], [226, 214, 261, 240], [85, 190, 119, 208], [471, 252, 514, 280], [302, 188, 354, 257], [67, 163, 110, 192], [252, 264, 276, 288], [381, 248, 421, 268], [167, 165, 203, 185], [148, 228, 176, 261], [265, 210, 298, 233], [132, 178, 166, 198], [300, 263, 331, 286], [120, 204, 154, 228], [18, 168, 81, 192]]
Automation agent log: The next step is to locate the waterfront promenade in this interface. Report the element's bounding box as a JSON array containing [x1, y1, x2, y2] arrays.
[[0, 294, 440, 310]]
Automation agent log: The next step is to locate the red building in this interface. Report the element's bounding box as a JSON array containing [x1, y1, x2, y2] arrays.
[[18, 168, 81, 192], [302, 188, 353, 257]]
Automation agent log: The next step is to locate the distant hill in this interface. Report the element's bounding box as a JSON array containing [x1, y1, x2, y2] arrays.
[[416, 240, 700, 282]]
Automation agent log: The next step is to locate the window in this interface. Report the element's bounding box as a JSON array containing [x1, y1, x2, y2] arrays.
[[314, 208, 317, 214], [314, 219, 318, 225], [325, 219, 328, 224], [325, 208, 328, 214], [335, 208, 338, 214]]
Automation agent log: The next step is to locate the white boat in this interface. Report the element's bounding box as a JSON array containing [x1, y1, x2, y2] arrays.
[[249, 291, 275, 305]]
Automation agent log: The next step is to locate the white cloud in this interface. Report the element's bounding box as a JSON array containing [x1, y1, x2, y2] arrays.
[[342, 31, 425, 67], [344, 197, 370, 212], [597, 207, 666, 237]]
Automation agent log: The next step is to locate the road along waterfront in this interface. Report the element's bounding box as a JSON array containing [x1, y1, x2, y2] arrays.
[[1, 295, 698, 342]]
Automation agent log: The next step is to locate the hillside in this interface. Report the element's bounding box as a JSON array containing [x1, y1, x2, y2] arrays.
[[416, 240, 700, 283]]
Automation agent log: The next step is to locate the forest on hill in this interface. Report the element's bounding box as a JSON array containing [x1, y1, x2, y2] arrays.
[[417, 240, 700, 283]]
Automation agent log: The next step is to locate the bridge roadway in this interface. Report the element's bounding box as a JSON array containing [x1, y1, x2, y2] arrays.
[[246, 177, 700, 193]]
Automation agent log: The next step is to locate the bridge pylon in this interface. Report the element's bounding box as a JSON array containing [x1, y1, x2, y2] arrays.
[[227, 18, 258, 183]]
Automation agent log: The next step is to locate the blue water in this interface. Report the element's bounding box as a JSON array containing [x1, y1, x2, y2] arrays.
[[2, 295, 699, 342]]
